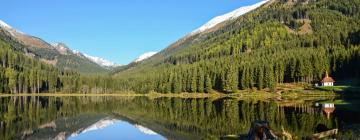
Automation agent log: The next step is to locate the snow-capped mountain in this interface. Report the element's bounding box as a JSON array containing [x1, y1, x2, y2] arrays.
[[134, 124, 158, 135], [0, 20, 13, 30], [0, 20, 24, 35], [81, 118, 118, 133], [190, 0, 269, 35], [0, 19, 52, 49], [134, 52, 157, 62], [0, 19, 114, 73], [82, 53, 120, 67], [69, 118, 159, 139], [0, 20, 17, 36], [51, 42, 119, 67], [70, 118, 119, 138], [53, 41, 118, 67], [52, 43, 71, 55]]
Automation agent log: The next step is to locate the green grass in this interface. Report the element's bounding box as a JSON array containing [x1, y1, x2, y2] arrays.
[[0, 90, 338, 102], [316, 86, 349, 92], [316, 86, 360, 93]]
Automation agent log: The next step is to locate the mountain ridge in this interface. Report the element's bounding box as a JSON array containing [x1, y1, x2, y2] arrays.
[[0, 19, 114, 74], [189, 0, 270, 35], [115, 0, 270, 73]]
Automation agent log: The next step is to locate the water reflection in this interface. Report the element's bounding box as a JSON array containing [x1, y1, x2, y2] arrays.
[[322, 103, 335, 119], [0, 96, 358, 140], [68, 118, 165, 140]]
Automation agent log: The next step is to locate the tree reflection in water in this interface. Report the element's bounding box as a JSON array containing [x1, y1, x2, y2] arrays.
[[0, 96, 358, 140]]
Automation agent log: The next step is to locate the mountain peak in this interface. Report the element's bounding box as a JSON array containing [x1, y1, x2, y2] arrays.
[[70, 118, 118, 138], [190, 0, 269, 35], [0, 20, 12, 29], [52, 42, 71, 55], [51, 42, 120, 68], [0, 19, 25, 36]]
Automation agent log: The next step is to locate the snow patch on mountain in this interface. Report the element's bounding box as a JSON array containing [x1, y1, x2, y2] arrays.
[[0, 20, 12, 29], [0, 19, 25, 36], [51, 43, 120, 67], [82, 118, 118, 133], [52, 43, 70, 55], [134, 52, 157, 62], [1, 19, 119, 69], [82, 118, 118, 134], [70, 118, 119, 138], [71, 49, 81, 55], [190, 0, 269, 35], [134, 124, 158, 135], [83, 53, 120, 67]]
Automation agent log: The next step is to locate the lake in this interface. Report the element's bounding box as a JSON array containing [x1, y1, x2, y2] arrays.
[[0, 95, 359, 140]]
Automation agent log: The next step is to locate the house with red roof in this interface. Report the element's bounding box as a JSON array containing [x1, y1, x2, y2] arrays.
[[321, 72, 335, 86]]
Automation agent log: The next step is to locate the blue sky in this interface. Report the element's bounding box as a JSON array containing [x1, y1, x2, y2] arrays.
[[1, 0, 261, 64]]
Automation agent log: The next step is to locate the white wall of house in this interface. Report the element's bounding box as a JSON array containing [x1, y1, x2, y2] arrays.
[[322, 82, 334, 86], [323, 103, 335, 108]]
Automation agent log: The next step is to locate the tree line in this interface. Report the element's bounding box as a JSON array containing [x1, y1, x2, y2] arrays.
[[0, 0, 359, 94]]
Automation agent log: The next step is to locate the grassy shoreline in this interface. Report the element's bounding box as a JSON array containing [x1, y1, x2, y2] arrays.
[[0, 83, 350, 99], [0, 89, 338, 99]]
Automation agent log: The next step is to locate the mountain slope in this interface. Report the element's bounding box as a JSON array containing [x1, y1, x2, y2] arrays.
[[114, 0, 360, 93], [190, 0, 270, 35], [112, 0, 270, 73], [0, 20, 110, 74]]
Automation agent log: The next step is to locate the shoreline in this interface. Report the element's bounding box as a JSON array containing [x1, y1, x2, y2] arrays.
[[0, 83, 353, 99], [0, 90, 338, 99]]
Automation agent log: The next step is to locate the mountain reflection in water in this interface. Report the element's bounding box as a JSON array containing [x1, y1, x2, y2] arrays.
[[68, 118, 164, 140], [0, 96, 359, 140]]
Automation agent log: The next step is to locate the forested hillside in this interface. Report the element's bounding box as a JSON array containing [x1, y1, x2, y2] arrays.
[[114, 0, 360, 93], [0, 38, 118, 94], [0, 0, 359, 94]]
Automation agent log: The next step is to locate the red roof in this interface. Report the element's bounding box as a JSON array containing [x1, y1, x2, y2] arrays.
[[321, 72, 335, 83], [323, 108, 335, 114], [321, 76, 335, 83]]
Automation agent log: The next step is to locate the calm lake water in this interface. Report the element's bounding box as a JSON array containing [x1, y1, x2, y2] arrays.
[[0, 95, 359, 140]]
